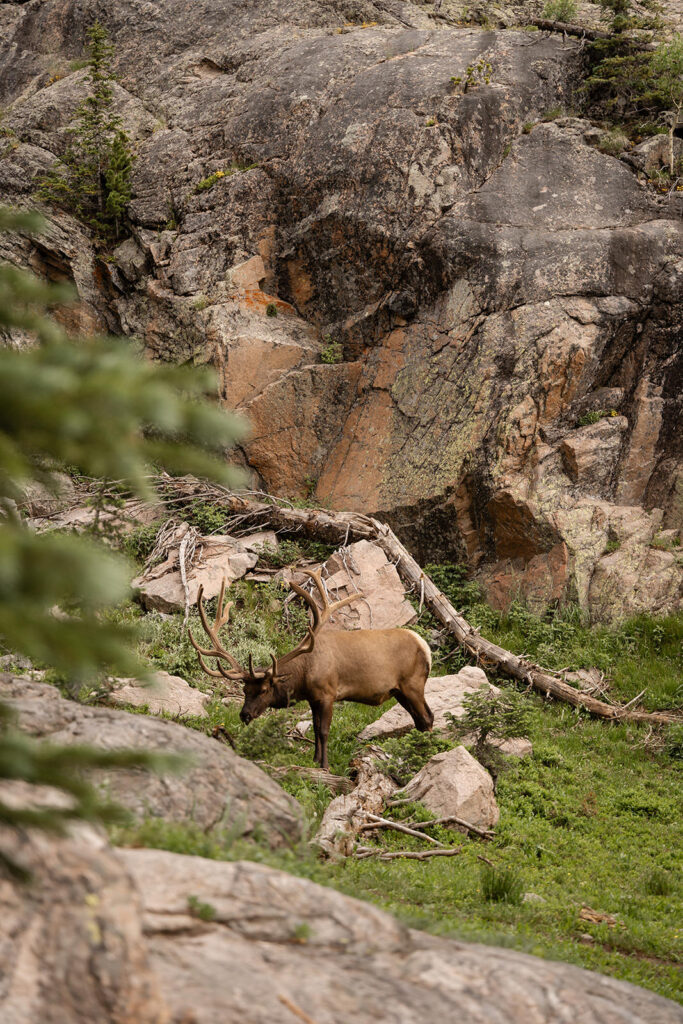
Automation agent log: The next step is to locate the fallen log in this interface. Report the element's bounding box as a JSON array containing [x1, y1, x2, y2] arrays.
[[255, 762, 354, 795], [531, 18, 611, 39], [401, 814, 495, 840], [158, 482, 683, 728]]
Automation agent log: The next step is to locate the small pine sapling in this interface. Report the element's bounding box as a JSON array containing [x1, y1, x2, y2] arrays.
[[447, 686, 532, 777]]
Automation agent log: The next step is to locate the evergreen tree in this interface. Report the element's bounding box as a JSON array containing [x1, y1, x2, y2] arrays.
[[0, 207, 244, 874], [36, 21, 134, 241]]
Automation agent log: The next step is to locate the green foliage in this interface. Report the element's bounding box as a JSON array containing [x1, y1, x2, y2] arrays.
[[320, 336, 343, 364], [597, 130, 630, 155], [449, 688, 533, 750], [35, 22, 135, 242], [382, 729, 451, 786], [543, 0, 577, 20], [122, 519, 165, 564], [187, 894, 216, 921], [605, 538, 621, 553], [480, 863, 525, 904], [265, 302, 278, 317], [195, 171, 228, 192], [660, 724, 683, 760], [182, 499, 231, 535], [649, 35, 683, 174], [258, 539, 306, 568], [645, 868, 673, 896], [578, 409, 618, 426], [0, 206, 244, 872], [291, 921, 312, 942], [421, 564, 682, 712], [194, 163, 258, 193], [541, 106, 564, 122]]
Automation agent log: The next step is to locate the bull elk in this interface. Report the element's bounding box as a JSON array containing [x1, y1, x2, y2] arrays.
[[188, 570, 434, 770]]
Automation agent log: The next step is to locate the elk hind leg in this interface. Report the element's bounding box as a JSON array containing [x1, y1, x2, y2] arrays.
[[392, 688, 434, 733]]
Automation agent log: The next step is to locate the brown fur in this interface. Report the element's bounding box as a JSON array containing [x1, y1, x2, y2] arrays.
[[241, 629, 433, 769]]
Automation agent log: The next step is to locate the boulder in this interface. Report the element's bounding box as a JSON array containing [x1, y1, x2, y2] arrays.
[[0, 675, 303, 847], [0, 827, 165, 1024], [132, 523, 259, 613], [109, 670, 210, 718], [30, 497, 162, 535], [359, 666, 491, 741], [400, 745, 499, 830], [117, 846, 683, 1024], [318, 539, 416, 630], [2, 829, 682, 1023], [15, 471, 76, 517]]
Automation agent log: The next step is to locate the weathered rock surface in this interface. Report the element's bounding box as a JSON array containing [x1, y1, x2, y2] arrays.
[[0, 827, 165, 1024], [359, 665, 490, 740], [3, 827, 683, 1023], [0, 675, 303, 846], [400, 745, 499, 829], [119, 845, 683, 1024], [0, 0, 681, 621], [132, 523, 262, 612], [109, 670, 210, 718], [319, 539, 416, 630]]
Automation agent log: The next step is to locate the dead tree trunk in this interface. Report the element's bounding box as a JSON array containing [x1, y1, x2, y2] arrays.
[[531, 18, 610, 39]]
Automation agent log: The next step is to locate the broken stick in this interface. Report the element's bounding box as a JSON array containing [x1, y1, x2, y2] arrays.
[[360, 812, 446, 847]]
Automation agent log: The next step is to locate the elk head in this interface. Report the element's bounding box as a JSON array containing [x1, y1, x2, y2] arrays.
[[188, 570, 363, 725]]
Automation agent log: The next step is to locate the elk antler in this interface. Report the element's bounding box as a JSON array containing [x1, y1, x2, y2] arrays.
[[291, 568, 365, 630], [274, 569, 364, 672], [188, 578, 245, 680]]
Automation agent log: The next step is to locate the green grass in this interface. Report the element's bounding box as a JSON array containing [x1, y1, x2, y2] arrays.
[[104, 572, 682, 1003]]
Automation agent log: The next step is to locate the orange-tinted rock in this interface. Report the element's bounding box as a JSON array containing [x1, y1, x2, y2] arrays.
[[480, 542, 569, 613]]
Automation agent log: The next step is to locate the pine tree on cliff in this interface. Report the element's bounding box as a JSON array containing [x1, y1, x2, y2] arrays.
[[36, 21, 134, 241]]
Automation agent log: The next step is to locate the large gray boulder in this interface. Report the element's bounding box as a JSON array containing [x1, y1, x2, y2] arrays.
[[2, 828, 682, 1023], [119, 846, 683, 1024], [109, 669, 211, 718], [0, 675, 303, 847], [0, 826, 164, 1024]]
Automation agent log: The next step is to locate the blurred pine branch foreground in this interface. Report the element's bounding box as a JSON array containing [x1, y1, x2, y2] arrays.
[[0, 206, 245, 873]]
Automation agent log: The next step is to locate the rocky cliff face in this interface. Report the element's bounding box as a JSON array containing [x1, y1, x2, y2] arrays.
[[0, 0, 681, 620]]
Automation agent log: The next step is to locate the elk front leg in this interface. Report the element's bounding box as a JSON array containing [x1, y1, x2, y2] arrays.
[[312, 700, 334, 770]]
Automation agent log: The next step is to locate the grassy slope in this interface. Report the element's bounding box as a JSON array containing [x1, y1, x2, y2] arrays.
[[106, 549, 682, 1003]]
